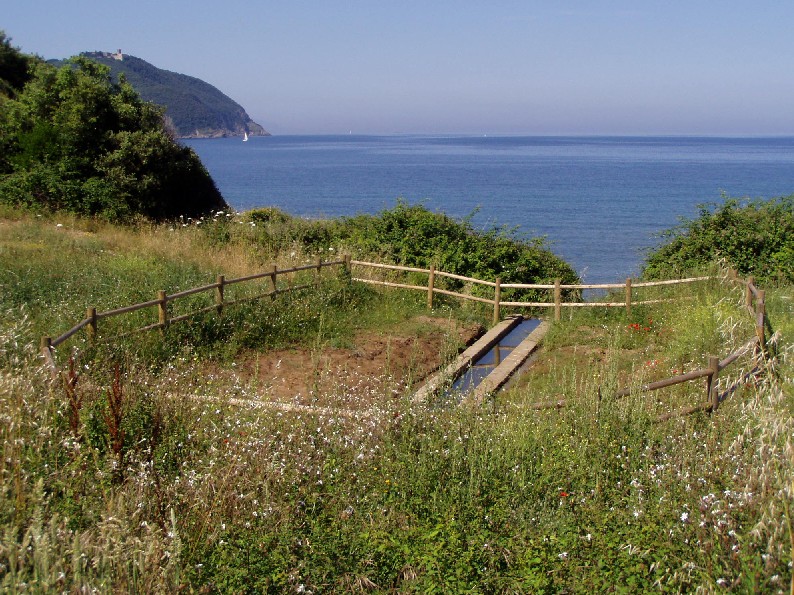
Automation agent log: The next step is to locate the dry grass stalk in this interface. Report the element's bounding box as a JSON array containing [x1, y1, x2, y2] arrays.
[[105, 364, 125, 478]]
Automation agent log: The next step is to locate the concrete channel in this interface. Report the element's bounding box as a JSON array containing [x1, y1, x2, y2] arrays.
[[412, 315, 549, 404]]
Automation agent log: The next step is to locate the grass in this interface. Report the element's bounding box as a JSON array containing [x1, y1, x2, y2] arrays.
[[1, 210, 792, 592]]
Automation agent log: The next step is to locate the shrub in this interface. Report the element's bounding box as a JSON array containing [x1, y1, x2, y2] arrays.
[[246, 207, 290, 225], [0, 52, 227, 221], [345, 202, 580, 303], [643, 195, 794, 285], [234, 202, 580, 302]]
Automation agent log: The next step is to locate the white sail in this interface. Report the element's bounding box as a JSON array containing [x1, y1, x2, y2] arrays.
[[243, 132, 249, 142]]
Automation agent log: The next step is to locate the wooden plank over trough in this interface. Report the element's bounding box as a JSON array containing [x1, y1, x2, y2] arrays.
[[466, 321, 549, 404], [411, 315, 524, 404]]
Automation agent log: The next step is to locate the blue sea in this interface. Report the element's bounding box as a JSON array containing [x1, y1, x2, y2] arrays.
[[185, 136, 794, 283]]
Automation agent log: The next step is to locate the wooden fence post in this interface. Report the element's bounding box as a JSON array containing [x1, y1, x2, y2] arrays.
[[269, 264, 278, 299], [427, 264, 435, 310], [158, 290, 168, 330], [756, 289, 766, 356], [215, 275, 225, 316], [315, 257, 323, 284], [86, 307, 97, 344], [745, 276, 754, 309], [554, 278, 561, 321], [625, 278, 632, 317], [343, 253, 351, 274], [707, 355, 720, 411], [40, 336, 56, 375], [493, 277, 501, 326]]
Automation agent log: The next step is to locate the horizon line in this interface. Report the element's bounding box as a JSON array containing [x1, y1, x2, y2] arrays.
[[223, 132, 794, 139]]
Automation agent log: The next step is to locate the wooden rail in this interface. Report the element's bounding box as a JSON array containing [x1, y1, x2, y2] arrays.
[[41, 257, 349, 375], [610, 271, 774, 422], [351, 259, 712, 324]]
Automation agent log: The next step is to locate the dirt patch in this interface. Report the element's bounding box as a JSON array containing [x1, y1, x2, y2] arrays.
[[205, 315, 484, 409]]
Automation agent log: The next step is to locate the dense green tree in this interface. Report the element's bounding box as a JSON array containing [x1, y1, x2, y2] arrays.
[[642, 195, 794, 285], [0, 42, 227, 220], [0, 31, 32, 97]]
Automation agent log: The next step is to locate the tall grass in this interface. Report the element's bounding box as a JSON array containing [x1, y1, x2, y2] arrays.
[[1, 212, 791, 592]]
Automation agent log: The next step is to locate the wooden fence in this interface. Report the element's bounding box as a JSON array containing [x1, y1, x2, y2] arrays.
[[40, 256, 350, 375], [523, 271, 773, 421], [350, 259, 712, 325], [40, 256, 751, 412]]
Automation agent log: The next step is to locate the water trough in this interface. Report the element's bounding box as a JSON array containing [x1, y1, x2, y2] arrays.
[[413, 315, 549, 404]]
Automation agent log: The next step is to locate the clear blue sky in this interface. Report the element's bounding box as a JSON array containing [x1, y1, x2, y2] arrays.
[[5, 1, 794, 135]]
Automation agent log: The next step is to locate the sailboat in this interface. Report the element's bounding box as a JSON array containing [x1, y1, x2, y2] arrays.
[[242, 132, 249, 142]]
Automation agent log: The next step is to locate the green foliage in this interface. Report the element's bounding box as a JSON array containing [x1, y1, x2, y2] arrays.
[[350, 202, 580, 302], [0, 31, 32, 98], [244, 202, 580, 299], [0, 32, 35, 173], [0, 51, 227, 221], [1, 213, 792, 592], [246, 206, 290, 225], [643, 195, 794, 285]]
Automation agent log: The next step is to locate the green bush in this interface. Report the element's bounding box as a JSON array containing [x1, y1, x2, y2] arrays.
[[243, 202, 580, 302], [343, 202, 577, 283], [246, 207, 290, 225], [216, 202, 581, 304], [0, 46, 227, 221], [643, 195, 794, 285]]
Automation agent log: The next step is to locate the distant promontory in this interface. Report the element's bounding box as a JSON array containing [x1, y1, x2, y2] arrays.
[[49, 50, 269, 139]]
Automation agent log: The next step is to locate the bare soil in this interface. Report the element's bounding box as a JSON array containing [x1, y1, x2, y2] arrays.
[[205, 315, 484, 409]]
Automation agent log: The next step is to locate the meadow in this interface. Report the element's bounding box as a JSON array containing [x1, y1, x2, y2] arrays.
[[1, 207, 792, 593]]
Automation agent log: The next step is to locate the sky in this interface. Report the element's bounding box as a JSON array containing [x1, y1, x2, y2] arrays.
[[4, 1, 794, 135]]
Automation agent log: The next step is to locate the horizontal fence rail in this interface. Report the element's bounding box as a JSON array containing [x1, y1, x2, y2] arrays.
[[608, 270, 774, 422], [350, 259, 712, 325], [40, 257, 350, 376]]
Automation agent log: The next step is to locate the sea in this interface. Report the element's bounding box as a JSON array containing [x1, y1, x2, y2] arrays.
[[184, 135, 794, 284]]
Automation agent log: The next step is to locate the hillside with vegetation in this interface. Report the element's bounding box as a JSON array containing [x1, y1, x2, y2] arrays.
[[0, 195, 791, 591], [0, 33, 228, 221], [57, 52, 270, 139]]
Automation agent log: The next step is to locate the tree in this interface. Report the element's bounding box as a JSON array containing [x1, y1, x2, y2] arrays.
[[0, 47, 228, 220], [0, 31, 32, 97]]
